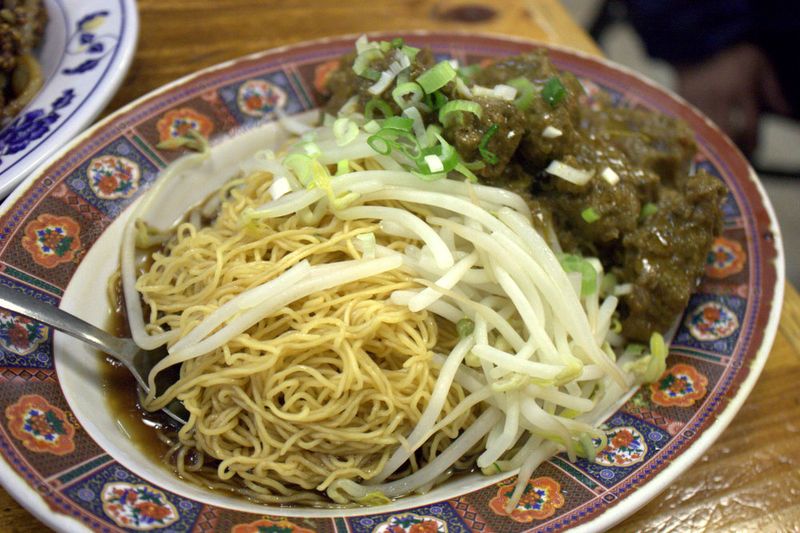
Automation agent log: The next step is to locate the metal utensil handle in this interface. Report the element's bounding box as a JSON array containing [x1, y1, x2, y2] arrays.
[[0, 283, 130, 360]]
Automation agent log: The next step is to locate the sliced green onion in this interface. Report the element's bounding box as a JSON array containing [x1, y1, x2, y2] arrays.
[[438, 99, 482, 127], [559, 254, 597, 296], [454, 162, 479, 183], [367, 135, 393, 155], [303, 142, 321, 156], [363, 120, 380, 133], [283, 153, 314, 186], [424, 90, 449, 111], [402, 106, 427, 144], [424, 124, 442, 148], [581, 207, 601, 223], [381, 116, 414, 132], [424, 154, 444, 173], [478, 124, 499, 165], [401, 45, 420, 61], [353, 48, 384, 79], [364, 98, 394, 121], [457, 317, 475, 338], [390, 37, 404, 48], [419, 134, 458, 173], [507, 77, 535, 110], [640, 202, 658, 219], [392, 82, 425, 110], [333, 117, 359, 147], [462, 159, 486, 171], [541, 76, 567, 107], [416, 61, 457, 94]]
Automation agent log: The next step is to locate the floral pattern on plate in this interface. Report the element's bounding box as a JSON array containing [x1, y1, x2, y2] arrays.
[[489, 476, 565, 522], [21, 214, 82, 268], [686, 301, 740, 341], [594, 427, 647, 467], [373, 512, 448, 533], [706, 236, 746, 279], [5, 395, 75, 455], [237, 79, 287, 116], [87, 155, 140, 200], [101, 482, 178, 530], [0, 311, 48, 355], [156, 107, 214, 143], [651, 363, 709, 407]]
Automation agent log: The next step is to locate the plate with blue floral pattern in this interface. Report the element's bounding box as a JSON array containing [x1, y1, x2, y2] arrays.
[[0, 0, 138, 198]]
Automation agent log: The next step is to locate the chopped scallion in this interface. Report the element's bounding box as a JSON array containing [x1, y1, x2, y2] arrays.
[[332, 117, 359, 146], [507, 77, 535, 110], [438, 99, 482, 127], [478, 124, 499, 165], [416, 61, 457, 94], [392, 82, 425, 110], [581, 207, 601, 223], [364, 98, 394, 121], [559, 254, 597, 296], [541, 76, 567, 107], [401, 45, 420, 61], [640, 202, 658, 219], [424, 90, 449, 111]]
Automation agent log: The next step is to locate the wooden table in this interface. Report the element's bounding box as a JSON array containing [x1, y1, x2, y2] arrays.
[[1, 1, 798, 530]]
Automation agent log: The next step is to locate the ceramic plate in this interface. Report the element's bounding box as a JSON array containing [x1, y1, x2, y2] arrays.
[[0, 32, 784, 532], [0, 0, 138, 198]]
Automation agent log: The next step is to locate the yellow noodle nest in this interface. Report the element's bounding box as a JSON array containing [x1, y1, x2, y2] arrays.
[[136, 170, 477, 504]]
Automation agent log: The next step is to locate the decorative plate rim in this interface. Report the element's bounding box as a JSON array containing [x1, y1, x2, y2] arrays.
[[0, 0, 139, 198], [0, 30, 784, 533]]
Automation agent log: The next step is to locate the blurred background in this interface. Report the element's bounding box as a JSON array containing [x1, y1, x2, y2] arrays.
[[562, 0, 800, 287]]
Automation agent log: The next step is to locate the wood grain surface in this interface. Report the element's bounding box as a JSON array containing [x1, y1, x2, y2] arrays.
[[0, 1, 797, 531]]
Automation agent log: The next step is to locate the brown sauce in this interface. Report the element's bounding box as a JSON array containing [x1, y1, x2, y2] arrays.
[[99, 277, 174, 467]]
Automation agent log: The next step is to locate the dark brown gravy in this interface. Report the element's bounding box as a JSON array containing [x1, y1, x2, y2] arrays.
[[99, 281, 174, 466]]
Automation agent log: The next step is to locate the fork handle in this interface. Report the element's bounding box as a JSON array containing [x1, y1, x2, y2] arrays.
[[0, 283, 131, 359]]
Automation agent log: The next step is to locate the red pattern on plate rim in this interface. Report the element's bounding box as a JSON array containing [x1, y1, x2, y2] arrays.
[[489, 476, 566, 523], [5, 395, 75, 455], [21, 213, 82, 268]]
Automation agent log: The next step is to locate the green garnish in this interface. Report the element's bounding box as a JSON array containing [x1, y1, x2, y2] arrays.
[[392, 81, 424, 110], [438, 99, 482, 127], [507, 77, 535, 110], [423, 90, 449, 111], [541, 76, 567, 107], [364, 98, 394, 121], [640, 202, 658, 219], [478, 124, 499, 165], [559, 254, 597, 296], [581, 207, 601, 223], [416, 61, 457, 94]]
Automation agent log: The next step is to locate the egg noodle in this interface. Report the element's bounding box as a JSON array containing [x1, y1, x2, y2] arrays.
[[120, 103, 665, 509]]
